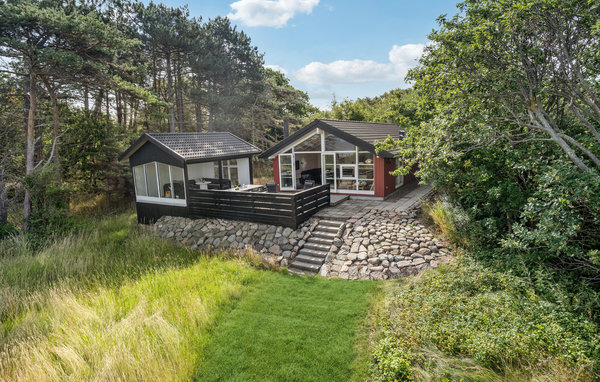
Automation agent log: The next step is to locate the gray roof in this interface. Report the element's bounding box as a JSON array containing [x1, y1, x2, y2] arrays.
[[119, 132, 261, 162], [259, 119, 404, 159], [318, 119, 404, 145]]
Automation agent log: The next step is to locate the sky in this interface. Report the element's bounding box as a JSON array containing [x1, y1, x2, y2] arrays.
[[158, 0, 461, 109]]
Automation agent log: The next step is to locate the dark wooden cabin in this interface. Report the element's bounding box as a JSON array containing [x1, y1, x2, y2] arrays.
[[119, 132, 261, 224]]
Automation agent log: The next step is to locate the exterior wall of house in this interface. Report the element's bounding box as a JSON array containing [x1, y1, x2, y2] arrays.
[[374, 157, 393, 197], [273, 157, 281, 191], [237, 157, 251, 185]]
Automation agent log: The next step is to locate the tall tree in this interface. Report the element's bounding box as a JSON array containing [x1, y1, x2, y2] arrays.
[[0, 0, 136, 229], [403, 0, 600, 176]]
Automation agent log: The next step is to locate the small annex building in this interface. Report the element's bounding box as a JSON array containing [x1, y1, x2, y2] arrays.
[[119, 132, 261, 223], [259, 119, 415, 199]]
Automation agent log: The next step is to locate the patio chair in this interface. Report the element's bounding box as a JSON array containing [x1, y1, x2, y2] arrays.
[[266, 182, 277, 193], [303, 180, 315, 189]]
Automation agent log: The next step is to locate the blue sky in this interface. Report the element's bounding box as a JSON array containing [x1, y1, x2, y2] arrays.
[[159, 0, 461, 109]]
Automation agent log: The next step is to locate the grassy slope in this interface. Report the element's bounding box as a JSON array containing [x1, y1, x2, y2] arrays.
[[196, 273, 377, 382], [0, 212, 378, 381], [0, 213, 262, 381]]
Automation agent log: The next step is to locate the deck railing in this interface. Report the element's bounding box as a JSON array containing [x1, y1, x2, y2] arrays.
[[188, 184, 330, 228]]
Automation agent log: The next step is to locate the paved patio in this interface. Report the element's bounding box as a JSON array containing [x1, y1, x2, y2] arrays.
[[316, 182, 432, 220]]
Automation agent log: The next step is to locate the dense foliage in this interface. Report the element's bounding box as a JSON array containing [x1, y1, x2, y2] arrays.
[[371, 260, 600, 381], [375, 0, 600, 301], [0, 0, 315, 234]]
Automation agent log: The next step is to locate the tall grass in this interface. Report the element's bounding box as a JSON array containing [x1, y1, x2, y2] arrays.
[[0, 212, 262, 381]]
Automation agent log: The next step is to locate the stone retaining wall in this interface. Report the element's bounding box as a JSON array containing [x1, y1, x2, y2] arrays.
[[320, 207, 452, 280], [151, 204, 452, 280], [152, 215, 319, 266]]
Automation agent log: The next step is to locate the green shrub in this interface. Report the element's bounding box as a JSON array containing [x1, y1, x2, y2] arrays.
[[23, 165, 74, 242], [370, 260, 600, 381], [0, 223, 17, 239]]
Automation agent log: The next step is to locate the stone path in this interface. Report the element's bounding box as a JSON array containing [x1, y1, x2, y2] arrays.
[[315, 182, 432, 220]]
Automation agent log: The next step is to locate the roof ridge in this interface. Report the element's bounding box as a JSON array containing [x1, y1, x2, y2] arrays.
[[148, 131, 229, 135], [317, 118, 398, 126]]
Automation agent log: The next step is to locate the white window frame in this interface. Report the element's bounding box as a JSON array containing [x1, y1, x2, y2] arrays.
[[278, 153, 295, 190], [132, 161, 187, 206], [273, 131, 377, 195], [395, 158, 404, 188], [216, 159, 239, 185]]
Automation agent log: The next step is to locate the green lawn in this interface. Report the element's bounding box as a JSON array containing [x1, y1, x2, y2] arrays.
[[195, 273, 377, 382]]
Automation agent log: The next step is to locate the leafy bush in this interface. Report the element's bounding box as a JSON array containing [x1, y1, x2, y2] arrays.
[[24, 165, 73, 241], [371, 260, 600, 381], [0, 223, 17, 239]]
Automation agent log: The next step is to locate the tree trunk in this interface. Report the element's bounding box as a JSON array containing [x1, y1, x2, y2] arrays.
[[208, 102, 214, 132], [116, 91, 122, 125], [166, 50, 176, 133], [176, 52, 184, 132], [0, 180, 7, 226], [42, 78, 62, 183], [84, 85, 89, 111], [23, 70, 37, 231], [195, 101, 203, 132], [105, 91, 109, 121], [93, 88, 103, 115]]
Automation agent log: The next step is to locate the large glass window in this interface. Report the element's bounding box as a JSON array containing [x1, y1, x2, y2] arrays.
[[294, 133, 321, 152], [144, 163, 159, 197], [158, 163, 172, 198], [171, 166, 185, 199], [132, 162, 185, 204], [279, 154, 294, 189], [325, 132, 355, 151], [133, 166, 147, 197]]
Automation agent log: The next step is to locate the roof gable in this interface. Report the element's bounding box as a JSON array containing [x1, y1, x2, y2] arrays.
[[119, 132, 261, 163], [258, 119, 403, 158]]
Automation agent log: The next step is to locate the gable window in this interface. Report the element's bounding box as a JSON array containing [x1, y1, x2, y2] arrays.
[[325, 132, 354, 151], [132, 162, 186, 205], [294, 133, 322, 152]]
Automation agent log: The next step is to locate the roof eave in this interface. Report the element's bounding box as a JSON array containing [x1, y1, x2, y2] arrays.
[[118, 133, 186, 163]]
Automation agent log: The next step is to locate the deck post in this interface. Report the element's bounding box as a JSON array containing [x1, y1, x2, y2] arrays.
[[248, 157, 254, 185], [218, 160, 224, 189]]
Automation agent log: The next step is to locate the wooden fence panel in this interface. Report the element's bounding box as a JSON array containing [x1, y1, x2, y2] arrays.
[[188, 184, 330, 228]]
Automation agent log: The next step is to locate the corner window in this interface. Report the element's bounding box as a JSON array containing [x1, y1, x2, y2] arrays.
[[132, 162, 186, 205]]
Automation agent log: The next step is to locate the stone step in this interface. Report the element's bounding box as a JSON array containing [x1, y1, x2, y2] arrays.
[[297, 248, 328, 258], [312, 231, 337, 240], [319, 220, 344, 228], [293, 254, 324, 265], [316, 225, 339, 234], [303, 242, 330, 251], [306, 236, 333, 246], [287, 267, 316, 276], [288, 260, 321, 273]]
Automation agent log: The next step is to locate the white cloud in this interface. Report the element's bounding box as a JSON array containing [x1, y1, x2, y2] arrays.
[[228, 0, 319, 28], [295, 43, 425, 85], [265, 64, 288, 75]]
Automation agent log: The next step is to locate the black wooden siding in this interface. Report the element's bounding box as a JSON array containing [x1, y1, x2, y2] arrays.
[[188, 184, 330, 228], [135, 202, 188, 224]]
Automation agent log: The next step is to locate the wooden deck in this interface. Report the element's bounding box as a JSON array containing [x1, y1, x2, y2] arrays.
[[188, 184, 331, 228]]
